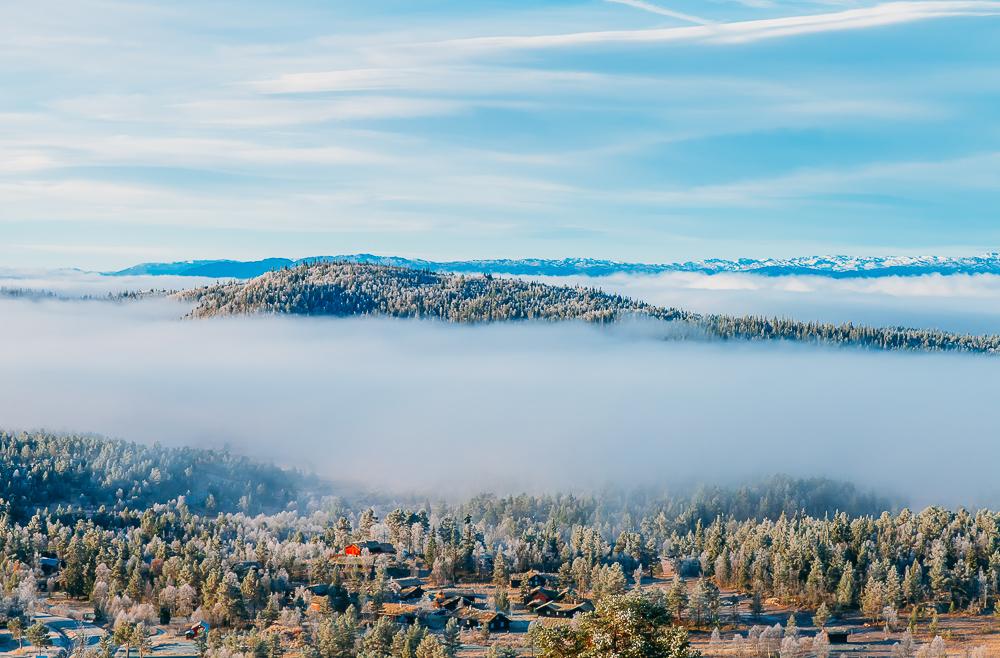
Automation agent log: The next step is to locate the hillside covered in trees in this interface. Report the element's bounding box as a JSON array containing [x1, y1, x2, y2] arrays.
[[0, 431, 305, 520], [180, 262, 1000, 354]]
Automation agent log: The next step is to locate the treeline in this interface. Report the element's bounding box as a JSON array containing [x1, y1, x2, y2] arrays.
[[180, 262, 1000, 354], [0, 431, 301, 519], [0, 287, 58, 300], [0, 287, 169, 303]]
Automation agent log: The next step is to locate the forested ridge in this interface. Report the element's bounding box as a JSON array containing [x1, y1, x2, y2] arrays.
[[0, 430, 302, 519], [180, 262, 1000, 354]]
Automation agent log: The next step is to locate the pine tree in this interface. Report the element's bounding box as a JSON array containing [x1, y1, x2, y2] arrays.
[[7, 618, 23, 650], [26, 622, 50, 651], [836, 565, 856, 609], [885, 565, 902, 609], [492, 554, 509, 589], [485, 644, 518, 658], [751, 591, 764, 619], [667, 575, 688, 622], [929, 542, 951, 606], [133, 623, 152, 658], [904, 562, 924, 605], [362, 616, 396, 657], [241, 569, 262, 618], [62, 535, 89, 597], [786, 612, 798, 638], [814, 602, 831, 628], [495, 588, 511, 614], [805, 560, 826, 605], [861, 578, 886, 623], [414, 635, 445, 658], [441, 618, 461, 658], [425, 535, 438, 571]]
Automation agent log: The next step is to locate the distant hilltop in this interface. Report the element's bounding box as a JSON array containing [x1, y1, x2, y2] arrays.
[[175, 261, 1000, 355], [108, 252, 1000, 279]]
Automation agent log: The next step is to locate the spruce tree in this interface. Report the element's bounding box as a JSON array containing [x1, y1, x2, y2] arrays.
[[441, 618, 461, 658]]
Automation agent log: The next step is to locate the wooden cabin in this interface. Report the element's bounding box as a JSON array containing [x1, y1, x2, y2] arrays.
[[233, 560, 262, 577], [39, 556, 62, 576], [398, 586, 425, 601], [453, 609, 511, 632], [433, 592, 479, 611], [380, 603, 421, 626], [510, 570, 549, 589], [534, 600, 595, 618], [344, 541, 396, 556], [825, 627, 853, 644], [524, 586, 561, 608]]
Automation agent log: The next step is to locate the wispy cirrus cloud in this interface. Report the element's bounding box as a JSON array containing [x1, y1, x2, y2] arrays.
[[425, 1, 1000, 52], [606, 0, 712, 25], [1, 0, 998, 268]]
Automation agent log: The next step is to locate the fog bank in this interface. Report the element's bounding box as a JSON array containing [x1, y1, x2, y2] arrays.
[[1, 296, 998, 508], [0, 268, 221, 295], [6, 268, 1000, 335], [530, 272, 1000, 335]]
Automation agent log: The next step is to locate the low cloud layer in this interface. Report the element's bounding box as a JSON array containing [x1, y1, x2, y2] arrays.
[[0, 268, 221, 296], [2, 292, 999, 508], [531, 272, 1000, 335]]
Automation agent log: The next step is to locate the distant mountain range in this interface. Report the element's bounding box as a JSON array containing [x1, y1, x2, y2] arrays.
[[108, 252, 1000, 279]]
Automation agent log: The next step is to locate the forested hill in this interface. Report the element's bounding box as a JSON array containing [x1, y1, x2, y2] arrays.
[[0, 430, 304, 520], [182, 261, 686, 323], [181, 262, 1000, 354]]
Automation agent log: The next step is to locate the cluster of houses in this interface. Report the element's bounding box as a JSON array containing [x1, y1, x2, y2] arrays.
[[298, 541, 601, 635], [371, 578, 514, 632], [512, 571, 595, 619], [365, 568, 597, 632]]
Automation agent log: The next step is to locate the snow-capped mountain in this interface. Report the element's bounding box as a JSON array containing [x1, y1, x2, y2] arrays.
[[108, 253, 1000, 279]]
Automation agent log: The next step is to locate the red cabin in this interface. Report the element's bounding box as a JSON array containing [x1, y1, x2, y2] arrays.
[[343, 541, 396, 556]]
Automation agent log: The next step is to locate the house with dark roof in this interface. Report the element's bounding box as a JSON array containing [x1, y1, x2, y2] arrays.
[[534, 600, 594, 618], [345, 541, 396, 556], [510, 570, 549, 589], [524, 586, 562, 608], [825, 627, 855, 644], [379, 603, 421, 626], [433, 592, 479, 611], [397, 585, 425, 601], [453, 609, 511, 632]]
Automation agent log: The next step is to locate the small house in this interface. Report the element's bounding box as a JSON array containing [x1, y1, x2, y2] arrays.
[[391, 577, 424, 590], [184, 621, 210, 639], [454, 609, 511, 632], [433, 592, 479, 611], [233, 561, 262, 577], [524, 587, 561, 607], [306, 583, 330, 596], [398, 586, 425, 601], [511, 570, 549, 589], [534, 601, 594, 618], [825, 627, 853, 644], [344, 541, 396, 557], [39, 557, 62, 576], [380, 603, 421, 626]]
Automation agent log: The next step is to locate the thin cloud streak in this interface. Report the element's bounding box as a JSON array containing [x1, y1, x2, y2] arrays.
[[606, 0, 713, 25], [427, 2, 1000, 52]]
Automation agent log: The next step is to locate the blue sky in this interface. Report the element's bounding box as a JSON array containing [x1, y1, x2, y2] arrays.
[[1, 0, 998, 269]]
